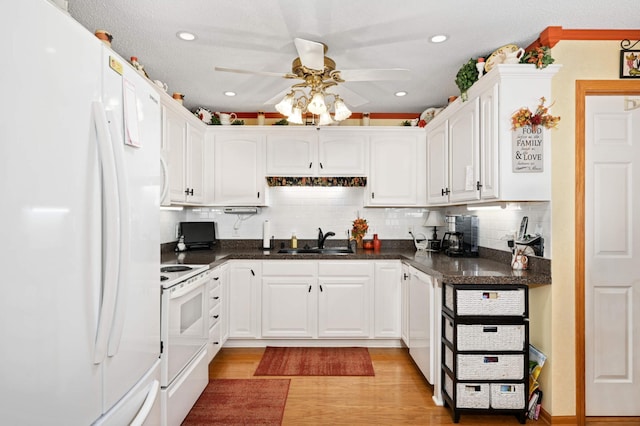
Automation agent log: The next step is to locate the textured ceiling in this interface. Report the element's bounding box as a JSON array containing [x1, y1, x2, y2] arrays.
[[68, 0, 637, 115]]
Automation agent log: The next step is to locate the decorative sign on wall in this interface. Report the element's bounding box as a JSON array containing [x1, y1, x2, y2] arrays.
[[510, 97, 560, 173], [512, 126, 543, 173]]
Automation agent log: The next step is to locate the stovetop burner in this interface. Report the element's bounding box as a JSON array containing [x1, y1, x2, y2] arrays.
[[161, 265, 192, 273]]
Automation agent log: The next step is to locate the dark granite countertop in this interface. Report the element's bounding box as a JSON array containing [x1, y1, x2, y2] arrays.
[[161, 240, 551, 286]]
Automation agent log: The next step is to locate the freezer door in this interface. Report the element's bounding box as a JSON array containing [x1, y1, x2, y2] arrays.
[[101, 50, 162, 412], [0, 0, 104, 424]]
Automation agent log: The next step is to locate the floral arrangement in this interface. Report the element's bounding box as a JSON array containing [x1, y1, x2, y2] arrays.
[[521, 46, 554, 69], [511, 97, 560, 131], [351, 217, 369, 239]]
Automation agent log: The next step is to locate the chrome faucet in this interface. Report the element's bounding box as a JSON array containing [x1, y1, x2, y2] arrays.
[[317, 227, 335, 249]]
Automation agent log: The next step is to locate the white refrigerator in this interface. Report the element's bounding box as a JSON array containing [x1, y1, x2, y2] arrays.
[[0, 0, 162, 424]]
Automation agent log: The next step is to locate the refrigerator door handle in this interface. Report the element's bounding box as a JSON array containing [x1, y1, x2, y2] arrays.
[[106, 109, 130, 357], [160, 155, 169, 204], [129, 379, 160, 426], [92, 101, 122, 365]]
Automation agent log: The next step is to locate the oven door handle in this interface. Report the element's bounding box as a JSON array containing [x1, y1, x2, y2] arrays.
[[169, 276, 207, 300], [92, 102, 121, 365]]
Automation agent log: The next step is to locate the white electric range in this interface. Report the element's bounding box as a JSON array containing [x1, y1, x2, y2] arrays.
[[159, 263, 211, 425]]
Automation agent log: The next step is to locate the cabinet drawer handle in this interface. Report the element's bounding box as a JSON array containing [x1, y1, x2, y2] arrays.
[[483, 356, 499, 363], [319, 162, 324, 169], [309, 162, 313, 169], [319, 284, 323, 292], [213, 277, 219, 281], [441, 188, 450, 196], [483, 326, 498, 333], [308, 285, 312, 293], [212, 296, 219, 300], [476, 181, 483, 190], [213, 315, 219, 319], [250, 269, 255, 276]]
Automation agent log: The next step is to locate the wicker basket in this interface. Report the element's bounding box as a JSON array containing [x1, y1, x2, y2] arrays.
[[455, 288, 526, 316], [450, 377, 491, 409], [456, 324, 525, 351], [490, 383, 526, 409], [457, 354, 524, 380]]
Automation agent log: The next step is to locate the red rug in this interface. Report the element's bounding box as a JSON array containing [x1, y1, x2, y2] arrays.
[[182, 379, 290, 425], [254, 346, 375, 376]]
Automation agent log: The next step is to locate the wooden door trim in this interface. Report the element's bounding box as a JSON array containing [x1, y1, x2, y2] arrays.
[[576, 80, 640, 426]]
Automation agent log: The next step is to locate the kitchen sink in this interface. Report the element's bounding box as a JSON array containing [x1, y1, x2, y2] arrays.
[[277, 247, 353, 255]]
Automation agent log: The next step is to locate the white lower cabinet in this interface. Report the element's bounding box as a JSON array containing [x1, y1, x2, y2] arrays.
[[318, 261, 373, 338], [261, 261, 317, 338], [409, 268, 434, 383], [259, 260, 391, 340], [374, 261, 402, 338], [207, 264, 229, 362], [228, 261, 261, 338], [401, 264, 411, 346]]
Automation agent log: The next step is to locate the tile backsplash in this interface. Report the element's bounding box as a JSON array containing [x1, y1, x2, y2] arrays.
[[160, 188, 551, 258]]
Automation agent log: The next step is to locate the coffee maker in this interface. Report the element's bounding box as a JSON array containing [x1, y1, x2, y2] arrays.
[[442, 215, 479, 257]]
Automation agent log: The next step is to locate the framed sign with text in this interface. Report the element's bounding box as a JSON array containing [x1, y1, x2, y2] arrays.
[[512, 126, 543, 173]]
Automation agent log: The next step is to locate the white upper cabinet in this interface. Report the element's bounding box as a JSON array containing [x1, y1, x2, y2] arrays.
[[162, 97, 208, 205], [367, 129, 426, 206], [265, 128, 367, 176], [425, 64, 560, 205], [212, 128, 266, 206]]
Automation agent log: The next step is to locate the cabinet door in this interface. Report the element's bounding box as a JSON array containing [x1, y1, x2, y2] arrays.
[[214, 132, 265, 205], [318, 131, 367, 176], [449, 97, 480, 203], [317, 261, 372, 338], [261, 277, 317, 338], [228, 261, 261, 338], [401, 264, 411, 346], [479, 83, 500, 200], [163, 104, 187, 203], [409, 268, 433, 383], [186, 123, 205, 203], [426, 120, 449, 204], [265, 130, 316, 176], [368, 133, 419, 206], [374, 261, 401, 338]]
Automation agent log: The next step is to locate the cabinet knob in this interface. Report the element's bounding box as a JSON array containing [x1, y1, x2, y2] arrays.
[[308, 285, 312, 293], [309, 162, 313, 169], [319, 162, 324, 169]]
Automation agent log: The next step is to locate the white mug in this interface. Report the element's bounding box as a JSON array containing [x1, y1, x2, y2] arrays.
[[511, 253, 529, 270], [216, 112, 237, 125], [153, 80, 168, 92]]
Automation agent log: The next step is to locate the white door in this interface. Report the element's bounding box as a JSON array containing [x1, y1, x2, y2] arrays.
[[585, 95, 640, 415]]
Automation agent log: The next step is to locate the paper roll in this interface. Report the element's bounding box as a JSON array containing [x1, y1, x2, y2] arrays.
[[263, 220, 270, 249]]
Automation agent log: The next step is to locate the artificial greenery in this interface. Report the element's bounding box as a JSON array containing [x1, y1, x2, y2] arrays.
[[455, 58, 479, 101], [231, 119, 244, 125], [210, 115, 221, 125], [273, 118, 289, 125], [520, 46, 555, 69]]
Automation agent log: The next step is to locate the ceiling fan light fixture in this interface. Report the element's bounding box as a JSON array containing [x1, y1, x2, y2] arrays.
[[333, 97, 352, 121], [308, 91, 328, 115], [317, 110, 334, 126], [288, 106, 304, 124], [275, 92, 295, 116]]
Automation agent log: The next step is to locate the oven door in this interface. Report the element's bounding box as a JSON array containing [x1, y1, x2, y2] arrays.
[[161, 271, 209, 387]]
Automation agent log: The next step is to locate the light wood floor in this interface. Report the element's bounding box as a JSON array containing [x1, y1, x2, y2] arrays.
[[207, 347, 534, 425]]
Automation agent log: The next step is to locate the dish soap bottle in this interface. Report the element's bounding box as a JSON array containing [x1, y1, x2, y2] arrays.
[[291, 233, 298, 249]]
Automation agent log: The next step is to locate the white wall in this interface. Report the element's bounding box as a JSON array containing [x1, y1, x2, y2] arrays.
[[161, 187, 551, 258]]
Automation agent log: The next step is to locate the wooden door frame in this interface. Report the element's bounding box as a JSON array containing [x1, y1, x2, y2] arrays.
[[575, 80, 640, 425]]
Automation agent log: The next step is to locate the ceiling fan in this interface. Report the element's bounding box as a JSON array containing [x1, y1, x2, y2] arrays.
[[215, 38, 410, 124]]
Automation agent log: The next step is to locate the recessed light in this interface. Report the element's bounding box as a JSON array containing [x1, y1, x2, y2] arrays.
[[395, 91, 408, 97], [176, 31, 196, 41], [224, 91, 236, 97], [430, 34, 448, 43]]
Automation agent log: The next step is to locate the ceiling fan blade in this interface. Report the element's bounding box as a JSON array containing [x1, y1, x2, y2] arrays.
[[215, 66, 287, 78], [337, 68, 411, 81], [293, 38, 325, 70]]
